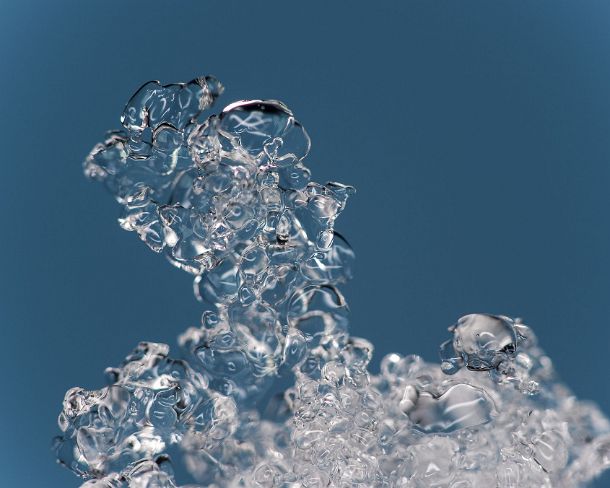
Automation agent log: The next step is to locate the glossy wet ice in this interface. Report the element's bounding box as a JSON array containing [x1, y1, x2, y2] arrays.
[[55, 76, 610, 487]]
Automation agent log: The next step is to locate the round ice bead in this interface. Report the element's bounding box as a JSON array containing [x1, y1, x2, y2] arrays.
[[446, 313, 518, 372]]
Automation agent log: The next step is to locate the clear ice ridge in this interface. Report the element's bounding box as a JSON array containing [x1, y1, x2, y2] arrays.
[[54, 75, 610, 488]]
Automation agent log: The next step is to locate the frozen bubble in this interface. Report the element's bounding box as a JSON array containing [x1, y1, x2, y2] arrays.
[[441, 313, 519, 373], [405, 383, 495, 434]]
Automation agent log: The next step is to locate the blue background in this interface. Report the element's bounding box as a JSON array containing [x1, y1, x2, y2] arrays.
[[2, 1, 610, 485]]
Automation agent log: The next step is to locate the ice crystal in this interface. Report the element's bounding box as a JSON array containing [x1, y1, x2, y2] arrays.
[[55, 76, 610, 487]]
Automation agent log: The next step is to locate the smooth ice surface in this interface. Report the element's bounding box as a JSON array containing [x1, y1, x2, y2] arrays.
[[55, 76, 610, 487]]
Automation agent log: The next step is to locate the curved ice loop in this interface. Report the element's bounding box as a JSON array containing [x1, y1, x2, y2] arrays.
[[56, 76, 610, 487]]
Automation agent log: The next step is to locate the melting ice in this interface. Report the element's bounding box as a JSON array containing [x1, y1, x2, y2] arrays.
[[54, 76, 610, 487]]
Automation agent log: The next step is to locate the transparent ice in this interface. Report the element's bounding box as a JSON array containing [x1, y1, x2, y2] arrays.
[[54, 76, 610, 487]]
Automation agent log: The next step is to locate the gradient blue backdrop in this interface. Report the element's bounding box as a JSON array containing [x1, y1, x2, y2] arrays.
[[2, 1, 610, 485]]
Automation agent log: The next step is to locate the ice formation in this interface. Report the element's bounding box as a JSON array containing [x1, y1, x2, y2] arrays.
[[55, 76, 610, 487]]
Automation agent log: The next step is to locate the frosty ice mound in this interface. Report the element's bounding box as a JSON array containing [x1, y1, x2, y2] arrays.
[[55, 76, 610, 487]]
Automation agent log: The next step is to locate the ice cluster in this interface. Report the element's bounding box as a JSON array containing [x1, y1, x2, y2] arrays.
[[55, 76, 610, 487]]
